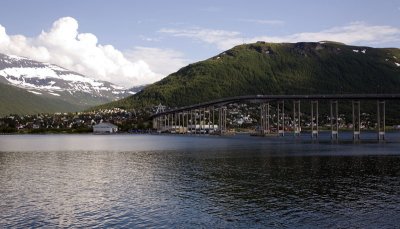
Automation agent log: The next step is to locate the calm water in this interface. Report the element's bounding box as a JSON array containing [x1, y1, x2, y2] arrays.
[[1, 133, 400, 228]]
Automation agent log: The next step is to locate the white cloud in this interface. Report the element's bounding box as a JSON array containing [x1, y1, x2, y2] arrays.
[[159, 28, 244, 50], [238, 19, 285, 25], [139, 35, 161, 42], [160, 22, 400, 50], [0, 25, 10, 44], [263, 22, 400, 45], [126, 47, 189, 77], [0, 17, 167, 87]]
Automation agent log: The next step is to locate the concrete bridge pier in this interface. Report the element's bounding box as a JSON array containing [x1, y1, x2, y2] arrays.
[[152, 116, 158, 131], [260, 103, 270, 135], [198, 109, 202, 134], [266, 103, 270, 134], [183, 111, 186, 133], [224, 107, 227, 134], [178, 112, 181, 133], [266, 103, 271, 134], [194, 109, 198, 134], [202, 108, 206, 134], [163, 115, 166, 132], [152, 116, 157, 131], [277, 101, 285, 136], [173, 113, 177, 133], [203, 107, 207, 134], [218, 108, 222, 134], [166, 114, 169, 132], [206, 107, 212, 134], [377, 101, 386, 141], [293, 100, 301, 137], [180, 111, 185, 134], [154, 116, 162, 132], [185, 111, 189, 134], [212, 107, 215, 133], [198, 108, 201, 134], [260, 104, 264, 135], [164, 115, 168, 131], [218, 107, 227, 135], [195, 110, 198, 134], [189, 110, 192, 134], [182, 112, 185, 133], [311, 100, 319, 139], [352, 100, 361, 141], [330, 100, 339, 141]]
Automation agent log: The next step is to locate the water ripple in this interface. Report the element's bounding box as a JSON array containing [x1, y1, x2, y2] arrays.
[[1, 135, 400, 227]]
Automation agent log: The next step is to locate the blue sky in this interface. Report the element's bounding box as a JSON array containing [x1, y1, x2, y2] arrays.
[[0, 0, 399, 87]]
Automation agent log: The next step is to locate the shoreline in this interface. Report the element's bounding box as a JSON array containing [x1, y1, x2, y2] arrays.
[[1, 129, 399, 136]]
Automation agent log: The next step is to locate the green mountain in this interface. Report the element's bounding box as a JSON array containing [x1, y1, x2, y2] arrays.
[[0, 83, 82, 116], [96, 41, 400, 110]]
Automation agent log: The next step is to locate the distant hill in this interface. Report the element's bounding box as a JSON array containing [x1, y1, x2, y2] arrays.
[[0, 82, 81, 115], [0, 53, 138, 115], [96, 41, 400, 110]]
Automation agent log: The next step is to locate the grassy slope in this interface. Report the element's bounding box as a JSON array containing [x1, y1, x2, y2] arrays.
[[0, 83, 83, 116], [95, 42, 400, 110]]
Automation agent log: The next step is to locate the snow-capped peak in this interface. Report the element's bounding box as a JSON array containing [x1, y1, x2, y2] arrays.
[[0, 52, 132, 101]]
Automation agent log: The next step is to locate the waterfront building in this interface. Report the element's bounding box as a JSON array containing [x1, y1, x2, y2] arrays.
[[93, 122, 118, 133]]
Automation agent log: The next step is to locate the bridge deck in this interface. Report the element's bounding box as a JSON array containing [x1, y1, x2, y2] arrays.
[[153, 94, 400, 117]]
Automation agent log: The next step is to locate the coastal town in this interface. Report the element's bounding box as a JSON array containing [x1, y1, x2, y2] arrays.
[[1, 103, 397, 134], [0, 107, 143, 134]]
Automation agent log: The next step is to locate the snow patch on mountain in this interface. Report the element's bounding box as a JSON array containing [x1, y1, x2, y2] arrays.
[[28, 90, 42, 95], [7, 55, 28, 61], [1, 67, 60, 79], [0, 53, 133, 100], [0, 67, 113, 92], [48, 92, 61, 96]]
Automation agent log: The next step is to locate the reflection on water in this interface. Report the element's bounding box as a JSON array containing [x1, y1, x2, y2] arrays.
[[1, 134, 400, 228]]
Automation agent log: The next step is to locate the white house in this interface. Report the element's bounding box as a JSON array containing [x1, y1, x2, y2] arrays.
[[93, 122, 118, 133]]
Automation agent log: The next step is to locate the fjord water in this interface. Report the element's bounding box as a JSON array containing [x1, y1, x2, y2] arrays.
[[1, 133, 400, 228]]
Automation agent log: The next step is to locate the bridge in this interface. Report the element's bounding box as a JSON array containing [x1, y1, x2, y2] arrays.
[[151, 94, 400, 140]]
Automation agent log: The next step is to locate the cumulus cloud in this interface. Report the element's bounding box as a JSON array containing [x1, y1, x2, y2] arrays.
[[160, 22, 400, 50], [126, 47, 189, 77], [0, 17, 170, 87]]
